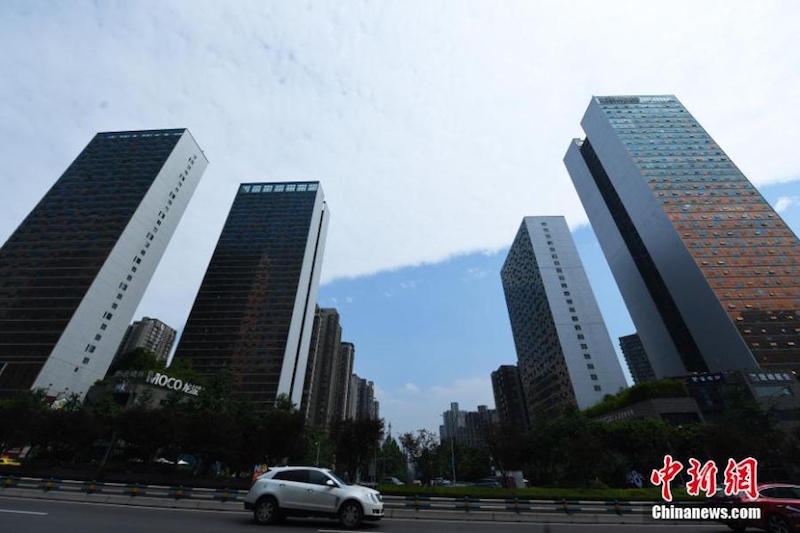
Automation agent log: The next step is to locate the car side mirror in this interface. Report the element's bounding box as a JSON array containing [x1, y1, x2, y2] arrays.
[[326, 479, 337, 487]]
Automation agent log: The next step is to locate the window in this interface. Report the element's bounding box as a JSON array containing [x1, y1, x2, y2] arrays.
[[103, 312, 113, 320], [111, 303, 118, 309], [273, 469, 308, 482], [574, 325, 582, 331], [307, 470, 331, 486], [100, 323, 107, 331], [571, 316, 579, 321], [577, 334, 585, 340], [116, 293, 123, 300], [569, 307, 576, 312], [590, 374, 598, 381], [581, 343, 588, 349], [594, 385, 602, 391], [584, 353, 591, 359], [82, 357, 90, 365], [561, 283, 568, 288], [587, 364, 595, 369], [551, 254, 558, 259], [94, 334, 102, 341], [564, 291, 570, 296]]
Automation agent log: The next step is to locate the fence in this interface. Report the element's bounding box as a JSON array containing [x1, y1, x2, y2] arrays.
[[0, 475, 704, 525]]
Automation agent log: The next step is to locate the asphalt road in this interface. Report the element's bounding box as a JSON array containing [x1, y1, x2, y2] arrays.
[[0, 496, 735, 533]]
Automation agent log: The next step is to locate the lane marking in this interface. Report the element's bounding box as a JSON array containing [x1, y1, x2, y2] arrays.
[[0, 508, 48, 516]]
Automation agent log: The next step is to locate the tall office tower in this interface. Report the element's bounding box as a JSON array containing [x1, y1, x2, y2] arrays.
[[302, 307, 342, 427], [173, 181, 329, 410], [564, 95, 800, 377], [332, 342, 355, 423], [114, 317, 177, 364], [0, 129, 207, 399], [491, 364, 529, 431], [501, 216, 628, 421], [619, 333, 656, 384]]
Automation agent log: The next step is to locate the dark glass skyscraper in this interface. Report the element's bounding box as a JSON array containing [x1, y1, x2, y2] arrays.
[[0, 129, 207, 398], [564, 95, 800, 378], [173, 181, 328, 410]]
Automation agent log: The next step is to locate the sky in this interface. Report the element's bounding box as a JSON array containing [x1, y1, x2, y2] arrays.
[[2, 1, 800, 437]]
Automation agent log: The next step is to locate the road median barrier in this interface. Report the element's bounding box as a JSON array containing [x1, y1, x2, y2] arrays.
[[555, 498, 580, 514], [455, 496, 480, 512], [404, 494, 431, 510], [505, 497, 532, 513]]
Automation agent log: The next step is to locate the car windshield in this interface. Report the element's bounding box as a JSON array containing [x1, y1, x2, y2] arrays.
[[325, 471, 349, 486]]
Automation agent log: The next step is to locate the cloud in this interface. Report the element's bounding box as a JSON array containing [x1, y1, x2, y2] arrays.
[[375, 377, 495, 437], [775, 196, 800, 213], [399, 280, 417, 290], [2, 2, 800, 346]]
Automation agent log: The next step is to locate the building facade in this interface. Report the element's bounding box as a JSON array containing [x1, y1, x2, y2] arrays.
[[0, 129, 207, 399], [349, 374, 378, 420], [114, 317, 177, 364], [491, 364, 529, 431], [619, 333, 656, 384], [301, 307, 342, 427], [172, 181, 328, 411], [501, 216, 628, 420], [564, 95, 800, 377]]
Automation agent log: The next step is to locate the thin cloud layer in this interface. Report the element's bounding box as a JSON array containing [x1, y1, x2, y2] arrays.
[[1, 1, 799, 337], [377, 377, 496, 437]]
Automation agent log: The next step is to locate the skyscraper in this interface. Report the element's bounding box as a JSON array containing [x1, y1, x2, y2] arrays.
[[491, 364, 529, 431], [0, 129, 207, 399], [619, 333, 656, 385], [501, 216, 628, 420], [302, 307, 342, 427], [564, 95, 800, 377], [172, 181, 328, 410], [114, 316, 177, 364]]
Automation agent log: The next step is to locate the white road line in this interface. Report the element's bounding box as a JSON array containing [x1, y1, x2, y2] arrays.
[[0, 508, 48, 515]]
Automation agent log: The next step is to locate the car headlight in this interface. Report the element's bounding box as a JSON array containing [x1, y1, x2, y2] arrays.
[[368, 493, 381, 504]]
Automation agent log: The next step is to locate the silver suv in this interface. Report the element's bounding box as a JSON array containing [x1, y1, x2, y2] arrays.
[[244, 466, 384, 529]]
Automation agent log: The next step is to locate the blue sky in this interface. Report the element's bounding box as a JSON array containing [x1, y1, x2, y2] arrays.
[[319, 184, 800, 435], [1, 1, 800, 435]]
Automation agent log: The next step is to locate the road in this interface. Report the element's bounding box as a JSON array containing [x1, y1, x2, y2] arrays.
[[0, 496, 735, 533]]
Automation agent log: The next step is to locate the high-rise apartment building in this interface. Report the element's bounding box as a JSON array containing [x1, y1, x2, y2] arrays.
[[491, 364, 529, 431], [332, 342, 355, 422], [172, 181, 328, 410], [0, 129, 206, 398], [349, 374, 377, 420], [619, 333, 656, 384], [114, 317, 177, 364], [501, 216, 628, 420], [564, 95, 800, 377], [302, 307, 342, 427]]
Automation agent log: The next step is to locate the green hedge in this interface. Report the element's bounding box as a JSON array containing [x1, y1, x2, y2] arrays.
[[584, 379, 689, 418]]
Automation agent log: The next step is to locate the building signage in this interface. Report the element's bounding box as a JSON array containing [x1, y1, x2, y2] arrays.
[[113, 370, 203, 396], [145, 371, 202, 396]]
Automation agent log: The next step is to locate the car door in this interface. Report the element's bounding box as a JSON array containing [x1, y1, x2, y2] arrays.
[[272, 469, 310, 510], [304, 469, 341, 513]]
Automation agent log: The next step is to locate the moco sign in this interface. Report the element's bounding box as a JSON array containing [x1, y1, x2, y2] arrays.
[[145, 371, 203, 396]]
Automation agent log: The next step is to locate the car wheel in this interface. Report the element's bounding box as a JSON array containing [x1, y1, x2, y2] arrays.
[[339, 500, 364, 530], [253, 496, 280, 525], [768, 514, 789, 533]]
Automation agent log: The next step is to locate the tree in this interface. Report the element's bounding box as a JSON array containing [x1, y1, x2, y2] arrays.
[[380, 433, 409, 481], [399, 429, 440, 485], [484, 420, 525, 481], [331, 418, 384, 482]]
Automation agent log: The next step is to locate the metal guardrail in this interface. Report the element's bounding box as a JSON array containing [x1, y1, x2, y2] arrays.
[[1, 475, 244, 502], [0, 475, 705, 523]]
